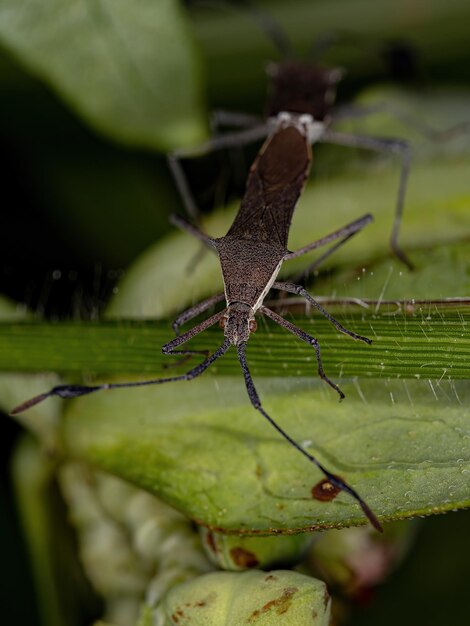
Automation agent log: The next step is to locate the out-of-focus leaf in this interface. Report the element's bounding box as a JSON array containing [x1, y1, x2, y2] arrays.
[[153, 569, 330, 626], [12, 436, 98, 626], [0, 0, 207, 149], [57, 465, 212, 625], [12, 436, 64, 626]]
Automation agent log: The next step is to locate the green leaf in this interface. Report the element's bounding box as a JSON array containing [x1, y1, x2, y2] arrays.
[[0, 0, 207, 149], [60, 375, 470, 533], [153, 569, 330, 626]]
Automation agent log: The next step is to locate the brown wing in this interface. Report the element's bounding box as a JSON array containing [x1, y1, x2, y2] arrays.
[[226, 125, 312, 249]]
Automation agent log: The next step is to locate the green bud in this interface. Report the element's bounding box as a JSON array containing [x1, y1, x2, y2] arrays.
[[154, 569, 330, 625]]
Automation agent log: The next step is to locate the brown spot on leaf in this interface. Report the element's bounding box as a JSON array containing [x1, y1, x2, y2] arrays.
[[248, 586, 298, 621], [193, 593, 216, 608], [265, 574, 277, 581], [230, 547, 259, 568], [311, 477, 342, 501]]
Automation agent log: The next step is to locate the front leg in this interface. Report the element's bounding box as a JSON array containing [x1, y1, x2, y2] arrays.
[[273, 281, 371, 345], [166, 293, 224, 366], [260, 306, 345, 400], [172, 293, 225, 336]]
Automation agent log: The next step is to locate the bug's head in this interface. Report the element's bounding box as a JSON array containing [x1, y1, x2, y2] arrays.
[[220, 303, 257, 346], [265, 61, 344, 122]]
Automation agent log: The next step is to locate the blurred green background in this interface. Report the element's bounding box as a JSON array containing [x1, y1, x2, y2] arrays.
[[1, 0, 469, 624]]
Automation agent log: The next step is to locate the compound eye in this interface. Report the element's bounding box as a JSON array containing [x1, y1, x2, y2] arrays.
[[249, 319, 257, 333], [219, 317, 227, 329]]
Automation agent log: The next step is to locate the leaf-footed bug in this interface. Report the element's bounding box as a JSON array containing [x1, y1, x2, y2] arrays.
[[11, 108, 381, 531]]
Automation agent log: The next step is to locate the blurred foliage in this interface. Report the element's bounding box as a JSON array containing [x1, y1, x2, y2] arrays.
[[0, 0, 207, 149], [0, 1, 469, 625]]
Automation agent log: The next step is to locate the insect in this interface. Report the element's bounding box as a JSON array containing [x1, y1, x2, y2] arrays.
[[12, 107, 381, 531], [169, 6, 414, 271], [11, 3, 386, 531]]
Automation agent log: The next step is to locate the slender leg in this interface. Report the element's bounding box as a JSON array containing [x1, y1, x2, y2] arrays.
[[168, 123, 271, 273], [321, 129, 413, 269], [260, 306, 344, 400], [10, 310, 227, 415], [273, 281, 372, 345], [172, 293, 225, 336], [167, 152, 200, 221], [333, 101, 469, 142], [169, 213, 216, 250], [167, 124, 270, 221], [284, 214, 372, 260], [236, 342, 382, 532], [166, 295, 224, 366], [292, 230, 358, 283], [282, 215, 371, 299]]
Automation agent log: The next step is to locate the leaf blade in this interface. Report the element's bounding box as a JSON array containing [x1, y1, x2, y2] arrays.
[[0, 0, 207, 149]]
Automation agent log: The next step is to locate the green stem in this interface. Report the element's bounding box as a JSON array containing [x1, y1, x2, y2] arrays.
[[0, 304, 468, 380]]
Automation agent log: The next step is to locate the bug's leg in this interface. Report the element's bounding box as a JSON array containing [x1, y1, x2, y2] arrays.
[[320, 129, 413, 269], [260, 306, 344, 400], [163, 293, 226, 368], [169, 213, 217, 250], [167, 124, 270, 221], [168, 123, 271, 271], [293, 230, 358, 284], [333, 101, 469, 142], [284, 214, 372, 283], [172, 293, 226, 336], [273, 281, 372, 345], [11, 310, 228, 415], [236, 341, 382, 532]]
